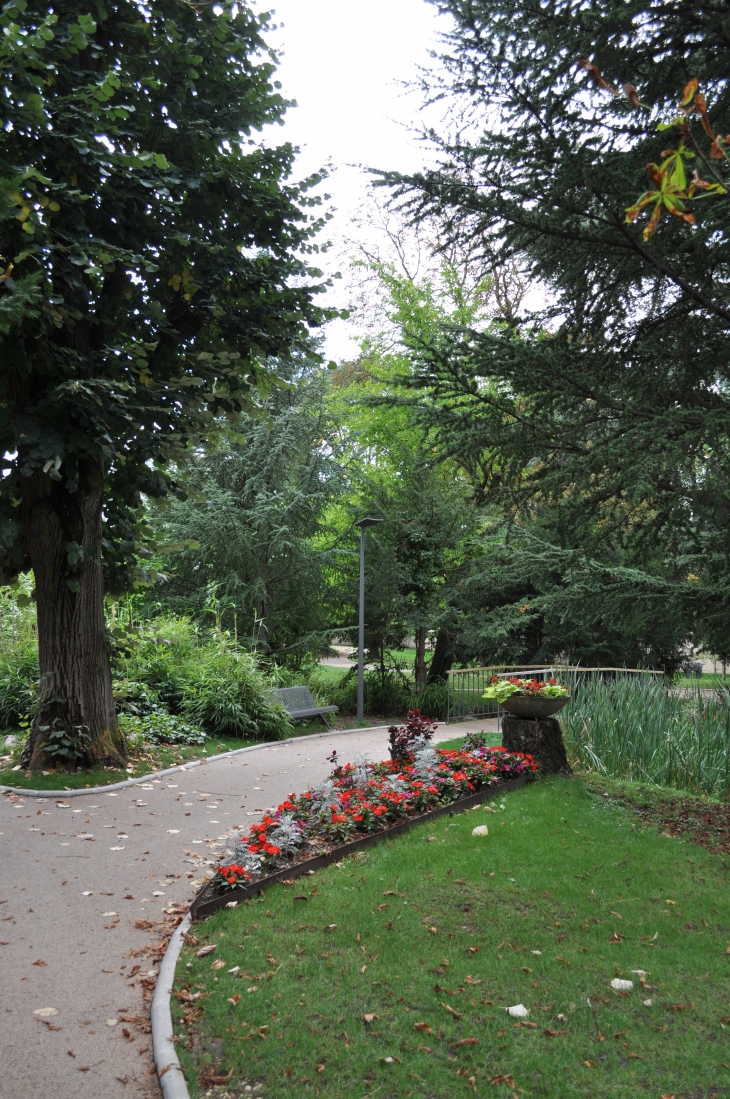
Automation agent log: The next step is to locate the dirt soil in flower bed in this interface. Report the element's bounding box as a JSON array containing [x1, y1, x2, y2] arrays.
[[587, 775, 730, 859], [173, 776, 730, 1099]]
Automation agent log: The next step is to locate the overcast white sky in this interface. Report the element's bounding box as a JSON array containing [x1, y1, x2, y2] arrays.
[[264, 0, 451, 358]]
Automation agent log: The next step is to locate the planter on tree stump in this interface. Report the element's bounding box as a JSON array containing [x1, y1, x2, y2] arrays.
[[501, 714, 572, 775]]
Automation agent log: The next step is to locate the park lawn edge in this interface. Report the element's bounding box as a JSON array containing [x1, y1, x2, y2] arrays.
[[172, 775, 730, 1099]]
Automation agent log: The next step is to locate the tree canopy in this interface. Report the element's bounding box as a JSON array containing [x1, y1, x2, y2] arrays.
[[0, 0, 336, 766], [376, 0, 730, 663]]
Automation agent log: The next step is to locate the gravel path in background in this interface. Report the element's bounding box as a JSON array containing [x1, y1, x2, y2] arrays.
[[0, 719, 494, 1099]]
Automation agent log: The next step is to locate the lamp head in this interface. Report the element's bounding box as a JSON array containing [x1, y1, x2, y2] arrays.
[[354, 517, 384, 529]]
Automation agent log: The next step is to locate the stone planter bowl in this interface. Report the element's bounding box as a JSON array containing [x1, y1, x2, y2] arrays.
[[500, 695, 569, 720]]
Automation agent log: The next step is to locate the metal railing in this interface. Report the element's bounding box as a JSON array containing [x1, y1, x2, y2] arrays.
[[445, 665, 664, 724]]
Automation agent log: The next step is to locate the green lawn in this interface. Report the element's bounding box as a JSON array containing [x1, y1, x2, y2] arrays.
[[173, 776, 730, 1098]]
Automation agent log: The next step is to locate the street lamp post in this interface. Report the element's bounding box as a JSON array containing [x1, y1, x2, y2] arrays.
[[354, 517, 383, 722]]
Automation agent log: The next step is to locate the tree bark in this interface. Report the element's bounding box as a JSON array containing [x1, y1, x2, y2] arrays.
[[426, 627, 453, 684], [501, 715, 572, 775], [19, 456, 126, 771], [414, 626, 427, 687]]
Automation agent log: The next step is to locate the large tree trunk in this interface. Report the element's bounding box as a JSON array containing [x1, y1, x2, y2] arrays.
[[426, 627, 453, 684], [19, 456, 126, 772], [414, 626, 427, 687]]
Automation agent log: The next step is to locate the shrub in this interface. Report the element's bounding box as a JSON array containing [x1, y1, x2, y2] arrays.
[[118, 711, 206, 748], [388, 708, 438, 763], [182, 650, 292, 740]]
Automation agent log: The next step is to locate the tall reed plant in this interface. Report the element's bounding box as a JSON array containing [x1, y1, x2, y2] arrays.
[[562, 673, 730, 799]]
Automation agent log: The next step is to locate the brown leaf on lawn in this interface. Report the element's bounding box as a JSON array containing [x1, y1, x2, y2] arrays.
[[544, 1029, 567, 1038], [210, 959, 225, 970], [608, 933, 622, 944], [441, 1003, 465, 1019], [32, 959, 47, 967], [669, 1004, 687, 1012], [134, 918, 154, 930], [660, 1094, 676, 1098], [266, 952, 278, 965], [195, 944, 216, 957], [452, 1037, 479, 1047], [293, 895, 308, 902], [376, 904, 388, 911], [583, 1060, 597, 1068], [464, 976, 482, 984], [490, 1075, 515, 1086], [514, 1022, 537, 1029], [315, 1064, 325, 1073], [427, 926, 438, 934], [363, 1013, 379, 1024], [183, 934, 198, 947], [467, 946, 480, 953], [383, 891, 399, 896], [227, 994, 240, 1006], [416, 1045, 432, 1053], [414, 1023, 432, 1033], [626, 1052, 643, 1059]]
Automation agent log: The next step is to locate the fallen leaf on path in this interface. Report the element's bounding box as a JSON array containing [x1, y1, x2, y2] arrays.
[[32, 959, 47, 967], [78, 1067, 90, 1073], [134, 918, 153, 930], [68, 1051, 75, 1058], [33, 1007, 58, 1017]]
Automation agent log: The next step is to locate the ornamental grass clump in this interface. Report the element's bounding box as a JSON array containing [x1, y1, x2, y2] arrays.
[[483, 676, 570, 705], [209, 742, 536, 896]]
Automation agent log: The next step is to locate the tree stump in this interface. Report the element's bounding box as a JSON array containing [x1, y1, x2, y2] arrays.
[[501, 715, 572, 775]]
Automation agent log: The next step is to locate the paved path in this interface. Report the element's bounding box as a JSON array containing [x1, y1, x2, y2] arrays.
[[0, 719, 495, 1099]]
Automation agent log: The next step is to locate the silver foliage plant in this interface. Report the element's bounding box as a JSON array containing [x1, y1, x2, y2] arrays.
[[222, 835, 262, 878], [267, 812, 305, 856]]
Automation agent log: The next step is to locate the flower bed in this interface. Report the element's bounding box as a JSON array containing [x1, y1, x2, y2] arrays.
[[203, 742, 536, 906]]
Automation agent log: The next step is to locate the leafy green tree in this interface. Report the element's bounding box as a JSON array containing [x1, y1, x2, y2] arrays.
[[149, 365, 345, 661], [0, 0, 334, 769], [379, 0, 730, 664]]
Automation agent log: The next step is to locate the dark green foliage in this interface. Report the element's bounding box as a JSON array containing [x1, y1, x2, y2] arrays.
[[379, 0, 730, 663], [0, 0, 335, 589], [149, 365, 343, 659]]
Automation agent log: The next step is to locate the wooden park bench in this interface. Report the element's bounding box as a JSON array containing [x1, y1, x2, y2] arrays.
[[265, 685, 339, 729]]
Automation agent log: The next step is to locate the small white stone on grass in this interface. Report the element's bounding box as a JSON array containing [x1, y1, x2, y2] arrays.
[[471, 825, 489, 837], [506, 1004, 529, 1018], [643, 998, 655, 1006], [610, 978, 633, 991]]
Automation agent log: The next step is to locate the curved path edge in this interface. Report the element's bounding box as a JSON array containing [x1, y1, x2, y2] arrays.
[[0, 725, 393, 799], [151, 912, 193, 1099]]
